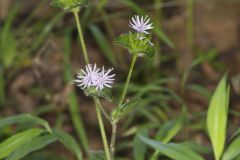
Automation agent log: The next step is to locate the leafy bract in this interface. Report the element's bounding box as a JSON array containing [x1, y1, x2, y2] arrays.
[[84, 87, 112, 102], [50, 0, 88, 11], [114, 32, 155, 58], [207, 73, 230, 160]]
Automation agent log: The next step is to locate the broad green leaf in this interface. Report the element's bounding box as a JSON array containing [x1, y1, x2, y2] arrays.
[[90, 25, 116, 65], [50, 0, 88, 11], [181, 141, 210, 154], [0, 69, 5, 105], [207, 73, 230, 160], [133, 128, 148, 160], [53, 130, 83, 160], [0, 114, 52, 133], [0, 128, 44, 159], [139, 136, 204, 160], [6, 134, 57, 160], [222, 135, 240, 160]]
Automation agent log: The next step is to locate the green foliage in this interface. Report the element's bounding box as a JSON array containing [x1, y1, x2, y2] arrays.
[[207, 73, 230, 160], [52, 130, 83, 160], [84, 87, 113, 102], [63, 29, 89, 153], [222, 135, 240, 160], [90, 25, 117, 65], [89, 150, 105, 160], [50, 0, 88, 11], [0, 114, 52, 132], [139, 136, 204, 160], [112, 96, 141, 121], [6, 135, 57, 160], [0, 115, 83, 160], [114, 32, 155, 57], [0, 128, 44, 159], [133, 128, 148, 160]]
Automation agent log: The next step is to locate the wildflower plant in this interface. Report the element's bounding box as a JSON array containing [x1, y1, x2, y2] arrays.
[[1, 1, 240, 160]]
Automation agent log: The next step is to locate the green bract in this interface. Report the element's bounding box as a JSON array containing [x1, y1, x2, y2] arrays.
[[114, 32, 155, 58], [50, 0, 88, 11], [84, 87, 112, 102]]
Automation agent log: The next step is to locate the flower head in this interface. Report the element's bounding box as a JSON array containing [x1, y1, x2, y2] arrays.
[[129, 15, 153, 34], [94, 67, 115, 91], [74, 64, 115, 91]]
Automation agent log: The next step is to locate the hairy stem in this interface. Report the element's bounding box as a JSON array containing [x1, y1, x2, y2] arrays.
[[94, 97, 112, 160], [73, 10, 90, 64], [110, 121, 117, 159], [118, 54, 138, 106]]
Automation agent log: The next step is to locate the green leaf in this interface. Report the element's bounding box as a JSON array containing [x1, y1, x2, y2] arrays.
[[84, 87, 112, 102], [0, 114, 52, 133], [0, 4, 20, 67], [111, 96, 141, 121], [53, 130, 83, 160], [207, 73, 230, 160], [155, 107, 186, 143], [50, 0, 88, 11], [222, 135, 240, 160], [152, 107, 186, 160], [139, 136, 204, 160], [6, 134, 57, 160], [0, 128, 44, 159], [89, 150, 105, 160], [114, 32, 155, 57], [90, 25, 117, 65], [133, 128, 148, 160]]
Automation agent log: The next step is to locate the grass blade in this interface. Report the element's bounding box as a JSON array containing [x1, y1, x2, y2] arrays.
[[90, 24, 117, 65]]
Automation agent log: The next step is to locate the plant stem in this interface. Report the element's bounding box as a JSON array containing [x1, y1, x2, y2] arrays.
[[73, 10, 90, 64], [94, 97, 112, 160], [110, 121, 117, 159], [118, 54, 138, 106]]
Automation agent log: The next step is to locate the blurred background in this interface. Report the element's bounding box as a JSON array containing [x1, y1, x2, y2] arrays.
[[1, 0, 240, 159]]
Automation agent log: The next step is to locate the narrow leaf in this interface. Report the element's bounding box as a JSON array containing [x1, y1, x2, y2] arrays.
[[139, 136, 204, 160], [207, 73, 229, 160], [0, 128, 44, 159], [133, 128, 148, 160], [90, 25, 116, 65], [222, 135, 240, 160], [53, 130, 83, 160], [0, 114, 52, 133], [6, 134, 57, 160]]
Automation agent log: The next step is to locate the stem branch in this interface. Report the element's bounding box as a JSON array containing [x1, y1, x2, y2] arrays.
[[73, 10, 90, 64], [118, 54, 137, 106], [94, 97, 111, 160]]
